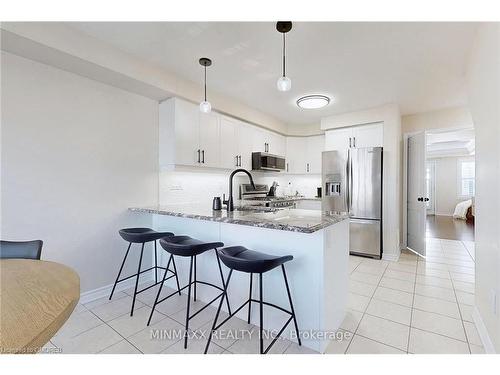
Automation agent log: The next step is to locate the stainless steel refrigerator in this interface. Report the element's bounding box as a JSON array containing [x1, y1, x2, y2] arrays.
[[322, 147, 383, 258]]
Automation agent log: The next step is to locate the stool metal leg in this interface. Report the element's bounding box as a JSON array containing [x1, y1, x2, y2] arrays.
[[215, 249, 232, 315], [170, 255, 182, 295], [154, 241, 158, 283], [204, 269, 233, 354], [247, 273, 253, 324], [193, 255, 197, 301], [282, 264, 301, 346], [259, 273, 264, 355], [109, 242, 131, 300], [147, 254, 173, 326], [130, 242, 145, 317], [184, 256, 194, 349]]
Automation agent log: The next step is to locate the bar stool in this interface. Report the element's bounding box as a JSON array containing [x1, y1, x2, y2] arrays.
[[204, 246, 301, 354], [109, 228, 181, 316], [148, 235, 231, 349]]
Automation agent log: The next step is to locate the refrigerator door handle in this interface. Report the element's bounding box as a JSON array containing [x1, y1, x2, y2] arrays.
[[345, 151, 351, 212], [349, 150, 353, 212]]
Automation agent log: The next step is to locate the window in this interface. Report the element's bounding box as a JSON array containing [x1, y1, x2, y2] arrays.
[[458, 159, 475, 197]]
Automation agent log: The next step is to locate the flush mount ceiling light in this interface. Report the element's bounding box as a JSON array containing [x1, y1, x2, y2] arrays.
[[276, 21, 292, 92], [199, 57, 212, 113], [296, 95, 331, 109]]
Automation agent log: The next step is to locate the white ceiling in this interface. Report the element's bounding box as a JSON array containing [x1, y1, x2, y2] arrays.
[[68, 22, 478, 127]]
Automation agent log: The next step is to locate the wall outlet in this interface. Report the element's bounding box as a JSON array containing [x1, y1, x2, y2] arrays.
[[490, 289, 497, 315], [168, 184, 183, 191]]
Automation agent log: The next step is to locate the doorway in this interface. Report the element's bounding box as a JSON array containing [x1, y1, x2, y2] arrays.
[[404, 127, 475, 257]]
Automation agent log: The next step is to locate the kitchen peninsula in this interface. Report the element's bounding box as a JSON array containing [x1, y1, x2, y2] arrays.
[[130, 205, 349, 353]]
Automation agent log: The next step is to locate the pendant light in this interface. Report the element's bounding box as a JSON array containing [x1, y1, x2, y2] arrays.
[[276, 21, 292, 92], [199, 57, 212, 113]]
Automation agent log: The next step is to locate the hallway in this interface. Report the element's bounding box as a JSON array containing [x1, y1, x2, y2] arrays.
[[426, 215, 474, 241]]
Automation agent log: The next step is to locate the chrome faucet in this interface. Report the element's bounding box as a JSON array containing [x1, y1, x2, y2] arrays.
[[223, 168, 256, 211]]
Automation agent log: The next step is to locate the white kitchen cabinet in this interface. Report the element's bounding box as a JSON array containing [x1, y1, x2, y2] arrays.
[[199, 111, 220, 167], [160, 97, 315, 171], [351, 123, 383, 148], [160, 97, 219, 168], [159, 98, 199, 167], [252, 128, 286, 155], [285, 137, 307, 173], [237, 122, 255, 170], [286, 136, 324, 174], [219, 116, 239, 169], [325, 127, 352, 152], [325, 122, 383, 152], [267, 132, 286, 156], [306, 135, 325, 174]]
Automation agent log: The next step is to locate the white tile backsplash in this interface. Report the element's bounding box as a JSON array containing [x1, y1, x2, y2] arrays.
[[159, 170, 321, 205]]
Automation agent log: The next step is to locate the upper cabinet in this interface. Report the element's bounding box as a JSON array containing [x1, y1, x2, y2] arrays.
[[159, 98, 220, 168], [286, 135, 324, 174], [325, 122, 383, 152], [159, 97, 287, 170], [253, 128, 286, 156], [159, 97, 325, 173]]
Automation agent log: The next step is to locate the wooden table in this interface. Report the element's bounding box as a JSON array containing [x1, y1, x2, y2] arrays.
[[0, 259, 80, 354]]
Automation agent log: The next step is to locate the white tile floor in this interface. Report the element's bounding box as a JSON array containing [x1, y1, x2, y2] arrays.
[[327, 238, 483, 354], [42, 238, 483, 354]]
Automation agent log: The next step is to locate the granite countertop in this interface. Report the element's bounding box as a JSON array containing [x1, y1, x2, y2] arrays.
[[129, 204, 348, 234]]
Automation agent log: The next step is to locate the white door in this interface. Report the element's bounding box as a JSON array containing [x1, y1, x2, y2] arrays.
[[353, 123, 384, 148], [199, 112, 220, 167], [237, 122, 255, 170], [174, 99, 200, 166], [407, 132, 427, 256], [286, 137, 307, 173], [306, 135, 325, 174], [268, 132, 286, 156], [325, 128, 352, 152], [252, 128, 267, 153], [219, 116, 239, 169]]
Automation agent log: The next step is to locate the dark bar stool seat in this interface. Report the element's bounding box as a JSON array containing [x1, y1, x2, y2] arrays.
[[109, 228, 181, 316], [204, 246, 301, 354], [148, 235, 231, 349]]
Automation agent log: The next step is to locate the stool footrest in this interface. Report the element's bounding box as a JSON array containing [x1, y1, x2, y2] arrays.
[[155, 279, 224, 307], [115, 266, 175, 285]]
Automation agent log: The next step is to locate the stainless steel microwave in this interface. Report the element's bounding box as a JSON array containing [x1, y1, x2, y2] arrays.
[[252, 152, 286, 171]]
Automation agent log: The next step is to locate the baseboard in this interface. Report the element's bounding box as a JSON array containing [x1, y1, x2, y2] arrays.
[[472, 306, 496, 354], [382, 252, 400, 262], [434, 213, 453, 217], [79, 270, 155, 305]]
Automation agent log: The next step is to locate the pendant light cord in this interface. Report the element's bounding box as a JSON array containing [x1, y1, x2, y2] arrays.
[[282, 33, 286, 77], [204, 65, 207, 101]]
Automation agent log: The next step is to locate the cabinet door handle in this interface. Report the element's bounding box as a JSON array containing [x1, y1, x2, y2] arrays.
[[235, 155, 239, 167], [197, 149, 201, 163], [349, 137, 352, 148], [353, 137, 356, 148], [202, 150, 205, 164], [286, 163, 289, 172], [306, 163, 309, 172], [239, 155, 242, 166]]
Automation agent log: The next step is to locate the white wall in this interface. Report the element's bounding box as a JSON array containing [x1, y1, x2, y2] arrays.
[[1, 52, 159, 293], [402, 106, 473, 134], [1, 23, 288, 134], [159, 169, 321, 206], [321, 104, 402, 260], [430, 156, 474, 216], [466, 23, 500, 353]]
